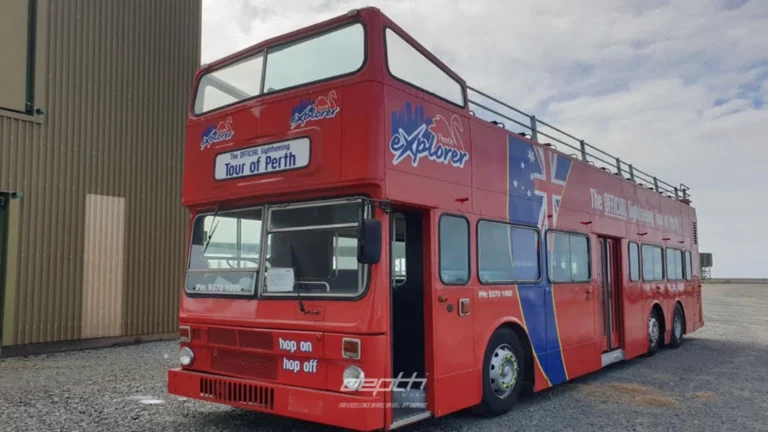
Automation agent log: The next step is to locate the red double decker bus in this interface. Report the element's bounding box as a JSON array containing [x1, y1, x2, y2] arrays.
[[168, 7, 703, 431]]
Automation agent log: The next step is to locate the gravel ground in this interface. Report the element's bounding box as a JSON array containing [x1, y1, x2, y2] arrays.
[[1, 283, 766, 432]]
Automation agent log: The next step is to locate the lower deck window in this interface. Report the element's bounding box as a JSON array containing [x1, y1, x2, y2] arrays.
[[629, 242, 640, 282], [439, 215, 469, 284], [186, 208, 263, 296], [642, 244, 664, 281], [548, 231, 590, 283], [185, 198, 369, 297], [478, 221, 540, 283], [666, 248, 684, 281], [263, 201, 367, 296]]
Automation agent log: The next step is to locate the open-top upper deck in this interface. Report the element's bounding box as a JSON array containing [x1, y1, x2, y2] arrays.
[[182, 7, 694, 232]]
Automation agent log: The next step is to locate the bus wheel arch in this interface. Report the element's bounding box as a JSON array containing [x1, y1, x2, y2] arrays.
[[669, 301, 686, 348], [473, 323, 531, 417], [500, 322, 535, 394]]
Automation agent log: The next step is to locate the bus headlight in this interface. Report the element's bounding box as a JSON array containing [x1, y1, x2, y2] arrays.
[[179, 346, 195, 366], [342, 365, 365, 391]]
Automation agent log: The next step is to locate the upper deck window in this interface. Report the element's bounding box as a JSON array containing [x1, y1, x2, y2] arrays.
[[194, 53, 265, 115], [263, 23, 364, 93], [385, 29, 465, 107], [194, 23, 365, 115]]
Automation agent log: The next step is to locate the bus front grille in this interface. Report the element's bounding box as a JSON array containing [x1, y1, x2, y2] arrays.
[[200, 376, 274, 410]]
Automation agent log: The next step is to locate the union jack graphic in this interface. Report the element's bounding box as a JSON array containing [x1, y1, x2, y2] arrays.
[[507, 138, 572, 230]]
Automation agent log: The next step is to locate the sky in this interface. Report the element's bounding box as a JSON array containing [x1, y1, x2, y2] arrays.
[[201, 0, 768, 278]]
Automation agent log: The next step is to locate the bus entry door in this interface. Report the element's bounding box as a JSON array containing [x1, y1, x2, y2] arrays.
[[598, 237, 622, 352]]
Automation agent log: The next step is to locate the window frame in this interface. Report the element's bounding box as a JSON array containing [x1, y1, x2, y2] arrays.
[[383, 26, 467, 109], [184, 205, 266, 298], [628, 241, 641, 282], [260, 197, 370, 298], [0, 0, 38, 116], [666, 247, 684, 281], [192, 20, 368, 117], [183, 196, 373, 301], [193, 51, 266, 116], [391, 212, 407, 287], [476, 218, 541, 285], [546, 229, 592, 284], [438, 213, 471, 286], [641, 243, 665, 282]]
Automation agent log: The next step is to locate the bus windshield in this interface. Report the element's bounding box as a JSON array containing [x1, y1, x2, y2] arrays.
[[185, 198, 369, 297], [194, 22, 365, 114]]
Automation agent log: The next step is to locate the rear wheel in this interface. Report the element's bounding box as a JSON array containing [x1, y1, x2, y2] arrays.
[[669, 304, 684, 348], [474, 328, 525, 417], [646, 308, 661, 356]]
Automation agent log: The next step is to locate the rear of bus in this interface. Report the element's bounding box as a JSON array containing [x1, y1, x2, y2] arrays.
[[167, 9, 394, 431]]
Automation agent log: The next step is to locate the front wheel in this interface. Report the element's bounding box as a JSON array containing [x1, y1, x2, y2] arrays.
[[473, 328, 525, 417], [669, 304, 684, 348]]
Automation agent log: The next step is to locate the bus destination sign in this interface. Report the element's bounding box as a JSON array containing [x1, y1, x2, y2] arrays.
[[214, 137, 310, 181]]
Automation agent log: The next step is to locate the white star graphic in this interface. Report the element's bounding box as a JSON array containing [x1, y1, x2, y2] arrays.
[[527, 149, 536, 163], [521, 161, 525, 169], [527, 190, 532, 197], [513, 180, 518, 188], [530, 174, 534, 180]]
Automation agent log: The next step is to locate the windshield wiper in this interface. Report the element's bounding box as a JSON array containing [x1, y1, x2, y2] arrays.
[[288, 241, 317, 315], [202, 204, 221, 255]]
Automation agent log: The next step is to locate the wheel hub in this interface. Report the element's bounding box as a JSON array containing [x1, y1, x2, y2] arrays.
[[674, 313, 683, 338], [649, 316, 660, 347], [489, 344, 518, 399]]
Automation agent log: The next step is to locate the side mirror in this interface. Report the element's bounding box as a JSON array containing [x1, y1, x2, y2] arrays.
[[357, 218, 382, 264]]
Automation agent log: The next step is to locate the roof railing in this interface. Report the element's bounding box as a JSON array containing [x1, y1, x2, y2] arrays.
[[467, 86, 691, 202]]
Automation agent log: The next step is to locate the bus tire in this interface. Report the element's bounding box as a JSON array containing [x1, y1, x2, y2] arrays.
[[646, 307, 661, 357], [474, 327, 525, 417], [669, 303, 684, 348]]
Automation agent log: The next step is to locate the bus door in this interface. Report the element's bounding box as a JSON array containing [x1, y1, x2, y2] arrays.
[[428, 213, 476, 416], [390, 209, 429, 425], [597, 237, 622, 352]]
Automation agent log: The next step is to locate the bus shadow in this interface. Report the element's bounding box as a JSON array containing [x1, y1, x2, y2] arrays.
[[182, 408, 341, 432], [182, 336, 768, 431], [403, 335, 768, 430]]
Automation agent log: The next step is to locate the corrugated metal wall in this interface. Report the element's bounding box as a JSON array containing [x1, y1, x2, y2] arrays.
[[0, 0, 201, 346]]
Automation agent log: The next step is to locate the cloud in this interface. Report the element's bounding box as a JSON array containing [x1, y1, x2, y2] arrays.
[[202, 0, 768, 277]]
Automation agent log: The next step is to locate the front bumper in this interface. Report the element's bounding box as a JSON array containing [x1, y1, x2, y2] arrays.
[[168, 368, 385, 431]]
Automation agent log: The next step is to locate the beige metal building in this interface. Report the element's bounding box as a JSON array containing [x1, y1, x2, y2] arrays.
[[0, 0, 201, 355]]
